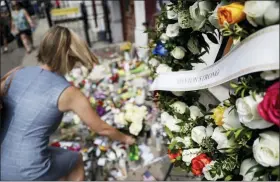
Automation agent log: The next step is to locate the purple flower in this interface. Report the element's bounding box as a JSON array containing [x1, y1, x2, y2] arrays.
[[94, 92, 107, 100], [153, 42, 168, 56], [96, 105, 106, 116]]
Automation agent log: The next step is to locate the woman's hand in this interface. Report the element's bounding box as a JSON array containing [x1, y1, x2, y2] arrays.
[[124, 135, 136, 145], [58, 86, 136, 144]]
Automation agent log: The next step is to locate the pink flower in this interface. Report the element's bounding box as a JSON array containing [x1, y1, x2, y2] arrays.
[[258, 82, 280, 127]]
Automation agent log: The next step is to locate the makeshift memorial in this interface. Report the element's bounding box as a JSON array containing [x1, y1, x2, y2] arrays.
[[148, 0, 279, 181]]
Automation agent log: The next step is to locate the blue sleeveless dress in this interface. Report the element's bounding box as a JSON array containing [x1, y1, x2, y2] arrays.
[[0, 66, 80, 180]]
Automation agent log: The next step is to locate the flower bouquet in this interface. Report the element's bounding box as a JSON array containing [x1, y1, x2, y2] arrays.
[[148, 0, 279, 181]]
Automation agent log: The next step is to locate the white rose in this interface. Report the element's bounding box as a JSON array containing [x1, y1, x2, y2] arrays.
[[182, 148, 201, 165], [222, 107, 242, 130], [160, 33, 170, 43], [240, 158, 258, 181], [129, 122, 143, 136], [189, 106, 203, 120], [149, 58, 160, 67], [189, 1, 214, 30], [206, 125, 214, 137], [156, 64, 172, 74], [171, 91, 184, 97], [236, 95, 273, 129], [253, 131, 280, 167], [166, 23, 180, 37], [260, 70, 279, 81], [244, 1, 279, 27], [114, 113, 127, 126], [211, 127, 235, 153], [171, 46, 185, 60], [170, 101, 188, 114], [203, 161, 224, 180], [160, 112, 181, 132], [166, 3, 178, 20], [172, 136, 192, 148], [191, 126, 207, 145]]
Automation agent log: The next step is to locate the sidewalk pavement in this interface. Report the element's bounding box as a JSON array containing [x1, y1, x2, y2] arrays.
[[0, 18, 49, 77], [21, 18, 49, 67]]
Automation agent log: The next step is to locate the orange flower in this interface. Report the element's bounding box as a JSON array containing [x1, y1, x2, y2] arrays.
[[218, 3, 246, 26], [191, 153, 212, 176]]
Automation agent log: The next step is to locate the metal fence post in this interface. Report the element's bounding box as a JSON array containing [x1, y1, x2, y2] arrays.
[[102, 0, 112, 43], [81, 2, 91, 47]]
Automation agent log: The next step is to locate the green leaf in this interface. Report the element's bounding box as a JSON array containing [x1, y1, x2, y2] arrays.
[[234, 128, 243, 139], [164, 126, 174, 138], [206, 33, 219, 44], [226, 131, 234, 140], [241, 88, 246, 98], [168, 140, 177, 150], [176, 156, 182, 161], [230, 82, 238, 89], [272, 166, 280, 176], [224, 175, 233, 181], [234, 86, 243, 95], [246, 164, 263, 175]]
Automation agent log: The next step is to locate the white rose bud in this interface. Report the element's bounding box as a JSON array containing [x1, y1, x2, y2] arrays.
[[161, 112, 181, 132], [191, 126, 207, 145], [222, 106, 242, 130], [166, 23, 180, 37], [170, 101, 188, 114], [244, 1, 279, 27], [211, 127, 235, 153], [166, 3, 178, 20], [156, 64, 172, 74], [240, 158, 258, 181], [260, 70, 279, 81], [182, 148, 201, 165], [189, 106, 203, 120], [172, 136, 192, 148], [171, 46, 185, 60], [253, 131, 280, 167], [171, 91, 185, 97], [236, 95, 273, 129], [160, 33, 170, 43]]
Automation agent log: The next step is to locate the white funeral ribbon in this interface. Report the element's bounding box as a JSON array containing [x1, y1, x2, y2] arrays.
[[150, 25, 279, 91]]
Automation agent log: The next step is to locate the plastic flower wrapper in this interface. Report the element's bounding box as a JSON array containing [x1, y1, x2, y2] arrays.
[[120, 42, 132, 52]]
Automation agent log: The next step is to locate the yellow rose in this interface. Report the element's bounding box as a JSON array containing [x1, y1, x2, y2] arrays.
[[212, 106, 226, 126], [218, 3, 246, 26]]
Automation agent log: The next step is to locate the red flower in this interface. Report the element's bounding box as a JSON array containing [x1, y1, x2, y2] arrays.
[[258, 82, 280, 127], [98, 100, 104, 106], [168, 149, 182, 163], [51, 142, 60, 148], [82, 80, 86, 85], [191, 154, 212, 176]]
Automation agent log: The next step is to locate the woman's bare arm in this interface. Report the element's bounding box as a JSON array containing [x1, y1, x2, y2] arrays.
[[58, 86, 135, 144], [23, 9, 34, 28]]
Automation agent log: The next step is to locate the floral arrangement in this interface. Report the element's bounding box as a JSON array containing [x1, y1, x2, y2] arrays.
[[148, 0, 279, 181]]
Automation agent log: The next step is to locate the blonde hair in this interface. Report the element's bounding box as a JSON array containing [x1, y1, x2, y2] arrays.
[[37, 26, 98, 75]]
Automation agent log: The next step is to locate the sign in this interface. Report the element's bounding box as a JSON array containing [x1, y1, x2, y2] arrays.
[[51, 7, 79, 16], [150, 25, 279, 91]]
